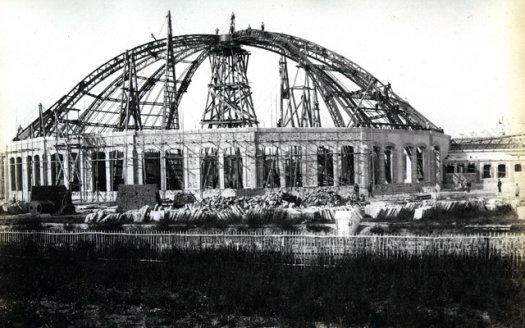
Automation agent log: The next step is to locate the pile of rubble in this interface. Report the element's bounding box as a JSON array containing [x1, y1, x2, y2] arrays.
[[195, 191, 301, 212], [195, 189, 351, 211], [301, 189, 346, 207]]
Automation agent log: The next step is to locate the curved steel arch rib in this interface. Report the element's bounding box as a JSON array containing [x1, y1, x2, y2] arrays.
[[15, 35, 217, 140], [234, 30, 439, 130], [15, 30, 441, 141]]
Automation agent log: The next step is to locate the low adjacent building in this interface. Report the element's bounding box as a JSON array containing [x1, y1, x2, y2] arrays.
[[444, 133, 525, 193]]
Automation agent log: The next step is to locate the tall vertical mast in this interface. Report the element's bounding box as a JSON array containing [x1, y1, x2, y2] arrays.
[[118, 51, 141, 131], [162, 10, 179, 129], [39, 103, 45, 137]]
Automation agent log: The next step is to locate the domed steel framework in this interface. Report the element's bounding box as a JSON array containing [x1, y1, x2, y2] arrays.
[[15, 15, 440, 142]]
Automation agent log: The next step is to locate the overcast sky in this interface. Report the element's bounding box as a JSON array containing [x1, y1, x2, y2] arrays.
[[1, 0, 524, 147]]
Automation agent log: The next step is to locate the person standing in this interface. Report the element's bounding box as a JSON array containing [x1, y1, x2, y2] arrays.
[[466, 181, 471, 193], [497, 179, 502, 193], [354, 183, 360, 200], [368, 182, 374, 198], [516, 183, 520, 198]]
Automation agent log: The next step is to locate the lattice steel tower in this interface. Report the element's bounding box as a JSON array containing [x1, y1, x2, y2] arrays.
[[279, 56, 321, 128], [201, 13, 258, 128]]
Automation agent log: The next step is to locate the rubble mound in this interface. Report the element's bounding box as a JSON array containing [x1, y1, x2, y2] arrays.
[[172, 193, 197, 209], [302, 189, 345, 207], [196, 191, 301, 212]]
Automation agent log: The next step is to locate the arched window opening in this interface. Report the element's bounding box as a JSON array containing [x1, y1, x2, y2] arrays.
[[285, 146, 302, 187], [91, 152, 106, 192], [110, 151, 125, 191], [9, 158, 15, 191], [51, 154, 65, 186], [317, 146, 334, 187], [340, 146, 355, 186], [384, 146, 394, 184], [224, 148, 243, 189], [262, 147, 280, 188], [69, 153, 81, 192], [34, 155, 41, 187], [26, 156, 33, 191], [144, 151, 161, 189], [416, 146, 425, 182], [497, 164, 506, 178], [200, 147, 219, 189], [483, 164, 492, 179], [16, 157, 23, 191], [166, 149, 184, 190]]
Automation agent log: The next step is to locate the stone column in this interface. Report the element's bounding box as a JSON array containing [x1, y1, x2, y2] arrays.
[[218, 148, 225, 189], [105, 151, 111, 192], [242, 146, 248, 189], [37, 153, 43, 186], [124, 144, 134, 185], [427, 148, 435, 183], [7, 157, 12, 195], [186, 146, 201, 190], [7, 157, 13, 197], [46, 153, 53, 187], [254, 145, 261, 188], [304, 143, 318, 187], [160, 150, 166, 192], [278, 146, 287, 188], [135, 149, 143, 185], [41, 148, 48, 186], [477, 162, 483, 182], [21, 155, 28, 194], [63, 152, 70, 190], [397, 148, 404, 184], [359, 144, 370, 188], [333, 146, 341, 187], [31, 156, 36, 187], [245, 144, 257, 189], [2, 157, 7, 198]]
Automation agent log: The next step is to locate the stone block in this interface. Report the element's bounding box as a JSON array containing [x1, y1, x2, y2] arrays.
[[335, 209, 361, 235], [414, 206, 433, 220], [117, 184, 160, 212], [150, 210, 165, 222]]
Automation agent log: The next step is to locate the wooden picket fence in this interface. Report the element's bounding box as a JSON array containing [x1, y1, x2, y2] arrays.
[[1, 230, 525, 265]]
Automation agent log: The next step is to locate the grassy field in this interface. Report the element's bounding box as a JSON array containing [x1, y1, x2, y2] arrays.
[[0, 241, 524, 327]]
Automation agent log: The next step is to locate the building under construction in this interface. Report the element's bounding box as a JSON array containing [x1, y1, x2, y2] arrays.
[[0, 13, 450, 203]]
